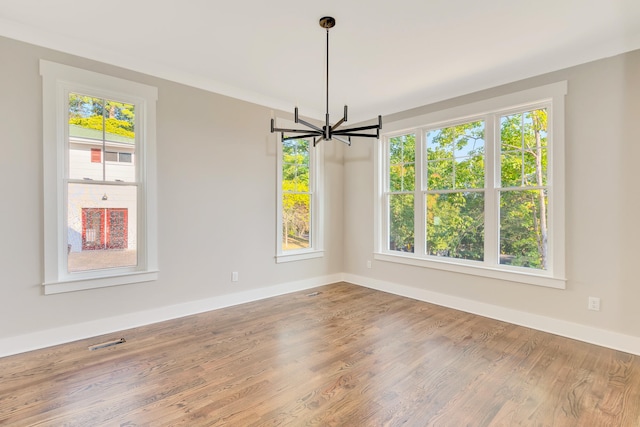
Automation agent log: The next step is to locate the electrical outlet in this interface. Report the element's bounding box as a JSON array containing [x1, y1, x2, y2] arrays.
[[588, 297, 600, 311], [366, 260, 372, 269], [232, 272, 239, 282]]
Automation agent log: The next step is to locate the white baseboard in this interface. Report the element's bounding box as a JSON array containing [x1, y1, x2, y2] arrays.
[[4, 273, 639, 358], [0, 274, 341, 358], [344, 273, 640, 356]]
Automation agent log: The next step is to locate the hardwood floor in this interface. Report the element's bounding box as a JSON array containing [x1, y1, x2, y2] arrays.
[[1, 282, 639, 426]]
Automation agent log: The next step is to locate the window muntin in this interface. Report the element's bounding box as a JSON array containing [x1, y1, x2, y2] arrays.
[[376, 82, 566, 287], [426, 121, 485, 190], [41, 60, 158, 294]]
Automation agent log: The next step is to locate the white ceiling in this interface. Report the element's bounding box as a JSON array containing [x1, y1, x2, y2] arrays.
[[1, 0, 640, 123]]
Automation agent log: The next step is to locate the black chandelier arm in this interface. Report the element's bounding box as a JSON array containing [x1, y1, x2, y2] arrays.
[[331, 117, 345, 132], [295, 117, 324, 134], [332, 125, 379, 135], [330, 106, 349, 132], [272, 126, 321, 135], [331, 116, 382, 134], [333, 132, 379, 139], [294, 107, 324, 133], [282, 133, 322, 142]]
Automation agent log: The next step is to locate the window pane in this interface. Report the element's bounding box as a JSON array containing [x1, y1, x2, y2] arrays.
[[67, 182, 137, 272], [389, 134, 415, 164], [501, 149, 548, 187], [426, 121, 484, 190], [500, 108, 547, 188], [68, 95, 105, 181], [390, 163, 415, 192], [523, 151, 547, 186], [501, 152, 523, 187], [454, 155, 485, 189], [104, 99, 136, 182], [426, 192, 484, 261], [119, 152, 132, 163], [68, 94, 136, 183], [389, 134, 415, 192], [501, 109, 548, 152], [500, 189, 548, 270], [282, 193, 310, 250], [283, 139, 310, 192], [389, 194, 414, 252], [427, 160, 453, 190], [426, 129, 454, 161]]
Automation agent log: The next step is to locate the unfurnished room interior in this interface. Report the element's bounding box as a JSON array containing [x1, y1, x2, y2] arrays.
[[1, 1, 640, 426]]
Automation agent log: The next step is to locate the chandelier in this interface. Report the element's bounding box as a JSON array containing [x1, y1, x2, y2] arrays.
[[270, 16, 382, 146]]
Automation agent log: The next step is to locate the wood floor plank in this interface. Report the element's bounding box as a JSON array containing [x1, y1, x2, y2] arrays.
[[1, 282, 640, 426]]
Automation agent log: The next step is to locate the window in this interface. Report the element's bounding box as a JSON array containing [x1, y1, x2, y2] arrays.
[[41, 60, 158, 294], [103, 150, 133, 163], [276, 136, 323, 262], [91, 148, 102, 163], [376, 82, 566, 288]]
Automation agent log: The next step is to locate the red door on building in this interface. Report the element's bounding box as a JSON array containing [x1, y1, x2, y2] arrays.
[[82, 208, 128, 250]]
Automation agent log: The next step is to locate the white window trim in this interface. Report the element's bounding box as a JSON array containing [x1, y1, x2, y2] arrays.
[[374, 82, 567, 289], [275, 127, 324, 263], [40, 60, 158, 294]]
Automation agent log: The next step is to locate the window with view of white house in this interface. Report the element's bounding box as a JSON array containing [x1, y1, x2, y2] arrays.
[[376, 82, 566, 288], [67, 95, 137, 271], [276, 137, 323, 262], [41, 60, 158, 294]]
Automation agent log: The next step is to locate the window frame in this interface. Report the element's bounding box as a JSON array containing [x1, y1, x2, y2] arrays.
[[375, 82, 567, 289], [275, 131, 324, 263], [40, 60, 158, 294]]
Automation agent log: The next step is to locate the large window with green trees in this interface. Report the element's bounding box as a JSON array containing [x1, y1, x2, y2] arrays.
[[41, 60, 158, 294], [276, 137, 323, 262], [377, 82, 566, 288]]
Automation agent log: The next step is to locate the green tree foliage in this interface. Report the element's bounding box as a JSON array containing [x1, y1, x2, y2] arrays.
[[427, 192, 484, 260], [68, 94, 135, 138], [426, 121, 485, 260], [282, 139, 311, 250], [389, 194, 414, 252]]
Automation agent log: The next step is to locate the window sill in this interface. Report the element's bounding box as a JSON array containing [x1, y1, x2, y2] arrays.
[[43, 270, 158, 295], [374, 252, 565, 289], [276, 250, 324, 263]]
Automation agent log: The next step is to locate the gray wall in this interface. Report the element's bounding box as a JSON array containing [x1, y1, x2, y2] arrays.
[[343, 49, 640, 338], [0, 36, 344, 340], [2, 32, 639, 345]]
